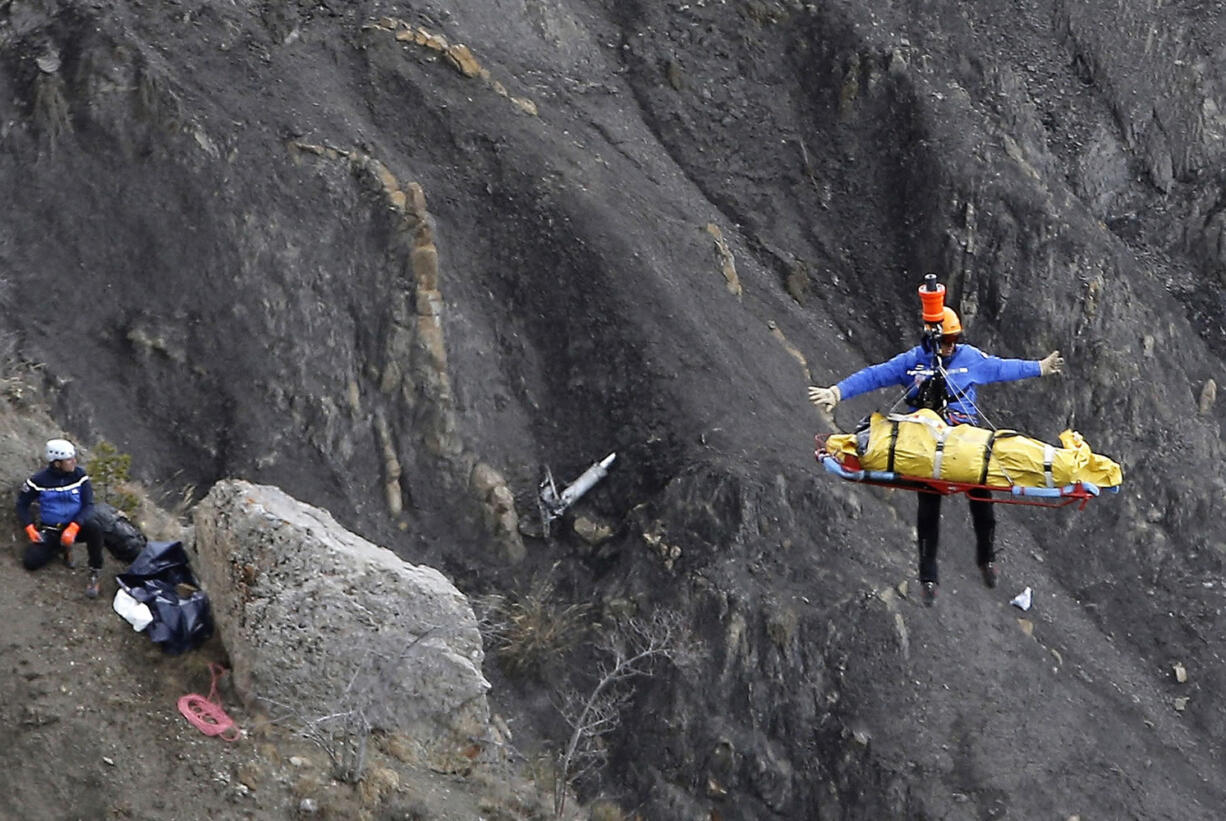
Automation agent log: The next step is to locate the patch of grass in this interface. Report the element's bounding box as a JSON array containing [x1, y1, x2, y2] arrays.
[[588, 800, 628, 821], [136, 59, 184, 132], [786, 259, 811, 305], [32, 72, 71, 147], [477, 577, 591, 679]]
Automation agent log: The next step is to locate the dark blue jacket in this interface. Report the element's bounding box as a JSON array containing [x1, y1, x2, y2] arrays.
[[836, 342, 1041, 424], [16, 466, 95, 527]]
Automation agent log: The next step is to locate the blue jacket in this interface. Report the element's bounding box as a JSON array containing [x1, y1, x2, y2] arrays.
[[836, 342, 1042, 424], [16, 465, 95, 527]]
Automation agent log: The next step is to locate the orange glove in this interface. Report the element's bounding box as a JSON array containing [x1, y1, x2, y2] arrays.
[[60, 522, 80, 546], [24, 524, 42, 543]]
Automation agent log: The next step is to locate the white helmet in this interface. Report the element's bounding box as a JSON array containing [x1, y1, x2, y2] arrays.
[[45, 438, 76, 462]]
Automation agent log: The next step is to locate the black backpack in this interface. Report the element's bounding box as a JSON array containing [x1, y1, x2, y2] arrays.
[[116, 540, 214, 655], [88, 502, 148, 565], [911, 370, 950, 416]]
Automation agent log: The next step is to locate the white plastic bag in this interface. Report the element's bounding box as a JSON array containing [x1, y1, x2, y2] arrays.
[[112, 587, 154, 631], [1010, 586, 1033, 611]]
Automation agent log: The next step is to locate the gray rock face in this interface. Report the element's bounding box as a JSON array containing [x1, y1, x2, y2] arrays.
[[192, 479, 490, 741]]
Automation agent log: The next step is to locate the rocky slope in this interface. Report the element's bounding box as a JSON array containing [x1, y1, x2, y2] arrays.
[[2, 0, 1226, 818]]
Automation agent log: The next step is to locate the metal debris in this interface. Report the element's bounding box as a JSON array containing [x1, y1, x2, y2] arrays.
[[539, 453, 616, 535]]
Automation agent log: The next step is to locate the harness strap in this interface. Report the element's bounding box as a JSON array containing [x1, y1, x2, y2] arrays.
[[1043, 444, 1055, 488], [931, 427, 950, 479], [980, 431, 1022, 484], [887, 419, 900, 473], [979, 431, 999, 485]]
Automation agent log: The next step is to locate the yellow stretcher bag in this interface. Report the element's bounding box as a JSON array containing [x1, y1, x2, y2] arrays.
[[824, 410, 1122, 489]]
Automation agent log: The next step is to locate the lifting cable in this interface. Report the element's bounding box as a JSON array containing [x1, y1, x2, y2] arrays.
[[880, 353, 1017, 486]]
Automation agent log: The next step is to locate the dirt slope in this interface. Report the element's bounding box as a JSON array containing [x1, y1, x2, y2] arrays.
[[0, 389, 545, 820]]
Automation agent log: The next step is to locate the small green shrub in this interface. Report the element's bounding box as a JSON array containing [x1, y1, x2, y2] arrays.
[[87, 440, 139, 517]]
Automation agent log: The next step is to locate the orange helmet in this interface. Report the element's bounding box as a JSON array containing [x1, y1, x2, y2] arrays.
[[940, 307, 962, 336]]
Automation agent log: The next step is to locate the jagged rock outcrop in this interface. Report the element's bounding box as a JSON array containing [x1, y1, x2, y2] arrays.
[[191, 479, 490, 743]]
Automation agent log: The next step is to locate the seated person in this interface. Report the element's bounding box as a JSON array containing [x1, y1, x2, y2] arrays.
[[17, 438, 107, 599]]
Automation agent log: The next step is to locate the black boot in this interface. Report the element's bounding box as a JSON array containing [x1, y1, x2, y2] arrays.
[[917, 537, 940, 606], [976, 521, 997, 588], [917, 537, 939, 584], [969, 492, 996, 588]]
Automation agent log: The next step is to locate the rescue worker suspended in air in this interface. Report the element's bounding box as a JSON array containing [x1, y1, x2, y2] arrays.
[[808, 276, 1063, 606]]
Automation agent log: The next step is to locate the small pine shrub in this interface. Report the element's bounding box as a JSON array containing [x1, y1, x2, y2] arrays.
[[87, 440, 139, 517]]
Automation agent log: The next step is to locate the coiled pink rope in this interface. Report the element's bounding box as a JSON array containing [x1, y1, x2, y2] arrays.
[[177, 663, 240, 741]]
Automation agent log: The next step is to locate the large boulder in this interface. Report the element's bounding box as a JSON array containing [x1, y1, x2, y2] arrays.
[[192, 479, 490, 742]]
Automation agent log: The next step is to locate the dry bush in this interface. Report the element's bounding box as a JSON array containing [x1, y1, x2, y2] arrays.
[[32, 72, 71, 147], [0, 330, 45, 405], [136, 59, 184, 132], [477, 576, 591, 679], [588, 800, 628, 821], [551, 611, 688, 818], [264, 630, 445, 783]]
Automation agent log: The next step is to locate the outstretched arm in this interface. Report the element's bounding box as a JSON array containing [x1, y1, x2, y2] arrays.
[[808, 349, 918, 413], [968, 346, 1061, 384]]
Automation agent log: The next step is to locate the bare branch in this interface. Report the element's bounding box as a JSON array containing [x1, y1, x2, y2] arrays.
[[552, 610, 692, 818], [258, 625, 449, 783]]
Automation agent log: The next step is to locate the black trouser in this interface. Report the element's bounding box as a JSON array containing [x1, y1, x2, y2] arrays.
[[916, 488, 995, 584], [22, 520, 105, 572]]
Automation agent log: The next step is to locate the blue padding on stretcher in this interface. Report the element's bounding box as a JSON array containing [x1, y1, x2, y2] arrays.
[[820, 454, 898, 483], [1010, 483, 1094, 498]]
